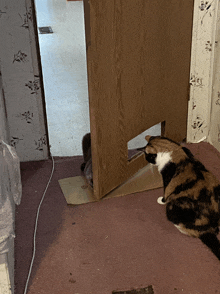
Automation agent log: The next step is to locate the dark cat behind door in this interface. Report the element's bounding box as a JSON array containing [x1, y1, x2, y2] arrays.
[[81, 133, 93, 187], [139, 135, 220, 261]]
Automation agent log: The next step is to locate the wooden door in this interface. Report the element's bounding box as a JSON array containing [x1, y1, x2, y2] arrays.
[[83, 0, 194, 199]]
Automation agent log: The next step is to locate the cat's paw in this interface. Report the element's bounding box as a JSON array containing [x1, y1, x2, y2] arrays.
[[157, 196, 166, 205]]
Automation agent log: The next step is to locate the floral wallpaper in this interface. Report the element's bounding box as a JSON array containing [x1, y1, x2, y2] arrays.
[[208, 2, 220, 151], [0, 0, 49, 162], [187, 0, 220, 152]]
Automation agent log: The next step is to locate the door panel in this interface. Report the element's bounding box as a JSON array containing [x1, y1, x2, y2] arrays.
[[83, 0, 194, 199]]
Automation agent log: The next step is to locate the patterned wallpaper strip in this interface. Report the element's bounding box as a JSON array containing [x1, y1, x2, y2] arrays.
[[0, 0, 49, 162]]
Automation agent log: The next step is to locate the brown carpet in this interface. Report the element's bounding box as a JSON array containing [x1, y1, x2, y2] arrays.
[[15, 143, 220, 294]]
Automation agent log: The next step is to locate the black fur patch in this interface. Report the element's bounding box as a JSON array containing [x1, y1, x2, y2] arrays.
[[214, 185, 220, 202], [175, 150, 207, 181], [182, 146, 194, 159], [172, 179, 198, 195], [144, 153, 157, 164], [199, 233, 220, 260], [161, 162, 177, 189], [185, 222, 217, 232], [208, 212, 220, 229], [198, 188, 211, 203], [166, 197, 197, 225], [182, 211, 219, 232], [174, 159, 191, 177], [193, 164, 207, 180]]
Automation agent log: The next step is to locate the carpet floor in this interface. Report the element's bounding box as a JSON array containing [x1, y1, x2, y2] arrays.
[[15, 142, 220, 294]]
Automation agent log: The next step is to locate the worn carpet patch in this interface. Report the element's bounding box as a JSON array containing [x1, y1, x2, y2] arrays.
[[112, 285, 154, 294]]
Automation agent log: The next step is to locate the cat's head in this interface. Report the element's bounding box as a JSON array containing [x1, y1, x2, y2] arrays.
[[138, 135, 182, 172]]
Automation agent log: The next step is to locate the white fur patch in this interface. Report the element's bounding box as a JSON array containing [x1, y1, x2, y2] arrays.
[[156, 152, 172, 172], [174, 224, 188, 235], [157, 196, 166, 205]]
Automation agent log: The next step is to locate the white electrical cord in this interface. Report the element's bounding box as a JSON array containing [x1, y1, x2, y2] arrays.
[[23, 155, 55, 294]]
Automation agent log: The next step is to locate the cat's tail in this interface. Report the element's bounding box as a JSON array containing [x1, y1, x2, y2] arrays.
[[199, 232, 220, 261]]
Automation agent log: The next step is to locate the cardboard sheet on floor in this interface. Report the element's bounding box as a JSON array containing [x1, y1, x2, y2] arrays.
[[59, 164, 163, 205]]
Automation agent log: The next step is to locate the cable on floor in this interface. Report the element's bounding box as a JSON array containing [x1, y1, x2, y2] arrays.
[[23, 154, 55, 294]]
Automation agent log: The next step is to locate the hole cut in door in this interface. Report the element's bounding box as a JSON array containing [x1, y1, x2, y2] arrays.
[[128, 122, 161, 161]]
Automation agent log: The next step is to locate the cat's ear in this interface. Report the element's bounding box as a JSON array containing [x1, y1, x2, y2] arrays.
[[145, 135, 151, 142]]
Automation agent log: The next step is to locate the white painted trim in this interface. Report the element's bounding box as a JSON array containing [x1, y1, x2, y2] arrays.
[[187, 0, 220, 143]]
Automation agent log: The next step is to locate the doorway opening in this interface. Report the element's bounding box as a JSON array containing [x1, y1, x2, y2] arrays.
[[34, 0, 90, 157], [34, 0, 165, 160]]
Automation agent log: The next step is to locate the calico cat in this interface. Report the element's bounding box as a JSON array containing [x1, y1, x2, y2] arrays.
[[138, 135, 220, 260], [81, 133, 93, 187]]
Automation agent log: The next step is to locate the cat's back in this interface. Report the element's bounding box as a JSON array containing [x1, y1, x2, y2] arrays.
[[165, 146, 220, 211]]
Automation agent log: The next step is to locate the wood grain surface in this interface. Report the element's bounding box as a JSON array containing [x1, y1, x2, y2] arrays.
[[83, 0, 194, 199]]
